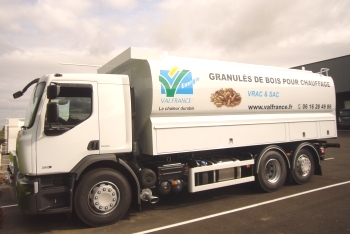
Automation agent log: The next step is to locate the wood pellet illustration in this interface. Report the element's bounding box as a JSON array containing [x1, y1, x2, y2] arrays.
[[210, 88, 242, 107]]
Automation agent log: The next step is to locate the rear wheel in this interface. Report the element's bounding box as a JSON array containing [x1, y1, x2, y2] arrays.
[[291, 149, 314, 184], [256, 150, 287, 192], [74, 168, 131, 226]]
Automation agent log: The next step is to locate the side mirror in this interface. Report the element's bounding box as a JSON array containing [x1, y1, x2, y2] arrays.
[[47, 85, 60, 100], [46, 102, 59, 124], [13, 91, 24, 99]]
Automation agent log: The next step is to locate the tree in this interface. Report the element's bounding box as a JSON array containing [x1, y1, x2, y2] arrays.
[[0, 126, 4, 140]]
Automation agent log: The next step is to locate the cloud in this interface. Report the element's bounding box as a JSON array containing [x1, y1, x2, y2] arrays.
[[0, 0, 130, 56], [97, 0, 139, 11], [0, 42, 23, 56], [0, 0, 349, 127], [151, 0, 350, 65]]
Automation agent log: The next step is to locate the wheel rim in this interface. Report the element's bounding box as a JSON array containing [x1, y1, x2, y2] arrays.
[[265, 159, 282, 184], [296, 154, 311, 177], [88, 181, 121, 215]]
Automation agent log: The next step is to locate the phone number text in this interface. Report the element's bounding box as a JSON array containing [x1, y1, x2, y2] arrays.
[[298, 104, 332, 110]]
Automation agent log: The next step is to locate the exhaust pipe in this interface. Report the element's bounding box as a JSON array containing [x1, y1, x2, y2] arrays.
[[140, 189, 159, 204]]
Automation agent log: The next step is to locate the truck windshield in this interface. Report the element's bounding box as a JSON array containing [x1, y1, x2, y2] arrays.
[[24, 82, 46, 128]]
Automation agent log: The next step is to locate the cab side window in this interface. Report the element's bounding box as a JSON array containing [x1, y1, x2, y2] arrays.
[[47, 85, 92, 127]]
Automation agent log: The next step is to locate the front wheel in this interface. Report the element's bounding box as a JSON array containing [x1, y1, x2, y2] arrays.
[[256, 150, 287, 192], [74, 168, 131, 226], [291, 149, 315, 184]]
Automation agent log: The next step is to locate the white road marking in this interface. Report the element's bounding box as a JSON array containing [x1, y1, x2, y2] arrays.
[[0, 204, 18, 208], [134, 181, 350, 234], [324, 158, 335, 160]]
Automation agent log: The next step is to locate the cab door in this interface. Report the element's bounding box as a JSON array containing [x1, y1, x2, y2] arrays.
[[36, 81, 99, 175]]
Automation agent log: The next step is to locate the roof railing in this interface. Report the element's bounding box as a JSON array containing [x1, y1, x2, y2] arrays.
[[318, 68, 330, 76]]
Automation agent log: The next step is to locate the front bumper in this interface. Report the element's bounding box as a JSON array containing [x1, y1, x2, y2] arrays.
[[16, 172, 39, 215]]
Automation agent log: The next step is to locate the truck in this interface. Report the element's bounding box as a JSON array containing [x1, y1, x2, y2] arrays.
[[1, 118, 24, 179], [1, 118, 25, 155], [12, 47, 340, 226], [338, 109, 350, 129]]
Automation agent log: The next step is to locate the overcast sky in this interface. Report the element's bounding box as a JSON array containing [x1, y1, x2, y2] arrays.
[[0, 0, 349, 128]]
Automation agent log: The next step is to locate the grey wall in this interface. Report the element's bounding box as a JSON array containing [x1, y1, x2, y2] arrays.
[[292, 55, 350, 93], [292, 55, 350, 112]]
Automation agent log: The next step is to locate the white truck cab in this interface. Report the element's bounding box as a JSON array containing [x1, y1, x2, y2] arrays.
[[16, 74, 132, 176]]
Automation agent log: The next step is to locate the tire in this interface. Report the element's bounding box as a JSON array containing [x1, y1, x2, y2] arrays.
[[74, 168, 131, 227], [291, 149, 314, 185], [256, 150, 287, 192]]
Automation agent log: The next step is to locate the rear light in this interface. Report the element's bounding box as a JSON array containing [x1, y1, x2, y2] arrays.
[[320, 147, 325, 155], [184, 164, 189, 171]]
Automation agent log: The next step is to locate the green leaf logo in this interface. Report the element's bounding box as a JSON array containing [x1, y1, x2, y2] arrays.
[[159, 67, 191, 97]]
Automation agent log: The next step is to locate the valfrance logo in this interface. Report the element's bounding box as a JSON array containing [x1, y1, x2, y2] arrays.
[[159, 66, 194, 97]]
